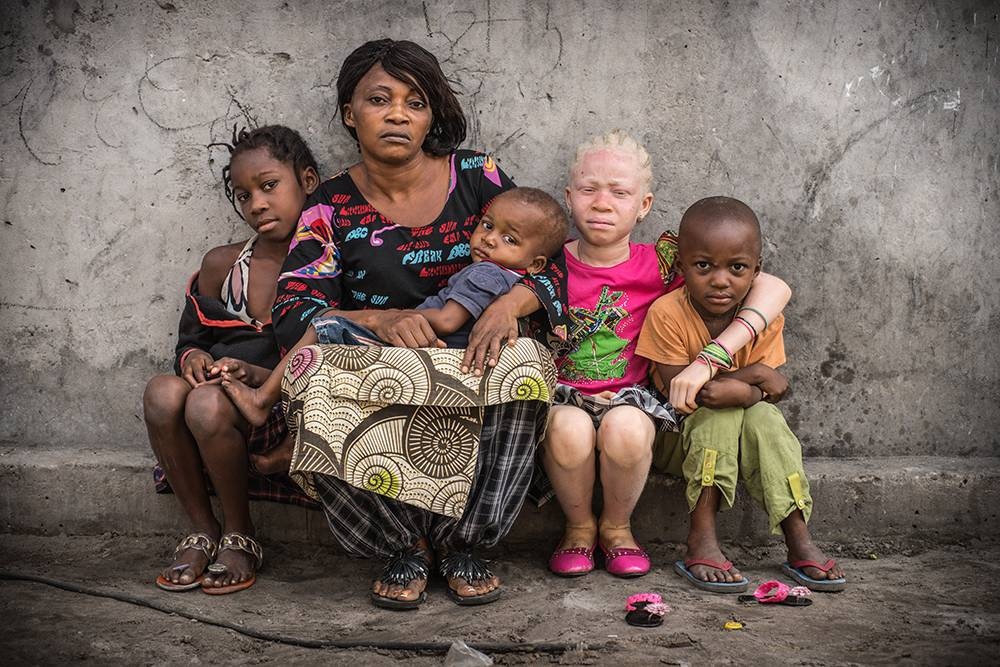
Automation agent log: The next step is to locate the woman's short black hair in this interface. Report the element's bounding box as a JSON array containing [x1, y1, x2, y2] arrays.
[[336, 39, 467, 156], [211, 124, 319, 218]]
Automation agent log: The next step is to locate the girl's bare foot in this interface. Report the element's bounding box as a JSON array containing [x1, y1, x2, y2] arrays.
[[159, 528, 220, 587], [220, 375, 275, 426], [208, 358, 270, 387], [201, 532, 262, 591], [249, 435, 294, 475], [201, 548, 256, 589]]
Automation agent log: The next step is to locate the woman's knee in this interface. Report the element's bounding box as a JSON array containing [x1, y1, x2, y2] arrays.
[[596, 407, 654, 467], [184, 385, 239, 439], [143, 375, 190, 427], [543, 406, 596, 467]]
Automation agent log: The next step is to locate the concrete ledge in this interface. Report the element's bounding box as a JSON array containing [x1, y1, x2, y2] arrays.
[[2, 445, 997, 546]]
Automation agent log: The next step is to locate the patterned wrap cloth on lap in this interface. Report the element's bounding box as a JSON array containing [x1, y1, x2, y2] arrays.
[[282, 338, 557, 519]]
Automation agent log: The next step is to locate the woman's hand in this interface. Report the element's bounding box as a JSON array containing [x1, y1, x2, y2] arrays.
[[181, 350, 215, 388], [367, 309, 443, 349], [669, 361, 713, 414], [462, 292, 520, 375]]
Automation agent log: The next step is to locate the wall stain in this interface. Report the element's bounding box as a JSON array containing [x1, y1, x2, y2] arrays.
[[820, 340, 856, 384], [47, 0, 79, 35]]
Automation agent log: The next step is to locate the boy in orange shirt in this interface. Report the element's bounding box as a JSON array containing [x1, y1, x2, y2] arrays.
[[636, 196, 846, 593]]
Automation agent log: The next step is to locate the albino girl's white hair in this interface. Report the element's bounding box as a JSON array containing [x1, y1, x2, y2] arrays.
[[570, 129, 653, 191]]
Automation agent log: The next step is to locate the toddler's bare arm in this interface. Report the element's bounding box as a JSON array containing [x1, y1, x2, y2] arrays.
[[420, 301, 474, 337]]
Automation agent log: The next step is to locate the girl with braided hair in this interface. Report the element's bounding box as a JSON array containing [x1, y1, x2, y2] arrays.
[[144, 125, 319, 595]]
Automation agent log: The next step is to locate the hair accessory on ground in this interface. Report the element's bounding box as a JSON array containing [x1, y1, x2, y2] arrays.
[[625, 592, 662, 611], [738, 305, 769, 331], [644, 602, 671, 616], [753, 580, 790, 603], [738, 580, 813, 606], [734, 315, 759, 340], [624, 593, 669, 628]]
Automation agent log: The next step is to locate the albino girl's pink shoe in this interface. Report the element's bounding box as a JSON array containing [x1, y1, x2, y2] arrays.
[[548, 541, 597, 577], [601, 543, 651, 578]]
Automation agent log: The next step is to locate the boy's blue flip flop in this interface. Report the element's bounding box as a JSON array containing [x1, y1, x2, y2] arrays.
[[781, 559, 847, 592], [674, 559, 750, 593]]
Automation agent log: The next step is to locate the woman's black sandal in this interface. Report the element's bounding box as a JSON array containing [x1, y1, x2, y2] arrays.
[[439, 551, 502, 606], [371, 545, 432, 610]]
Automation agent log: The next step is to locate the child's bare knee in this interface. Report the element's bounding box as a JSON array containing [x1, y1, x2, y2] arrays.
[[598, 435, 652, 468], [143, 375, 189, 425], [544, 407, 596, 467], [184, 385, 235, 437], [596, 408, 653, 466], [546, 436, 594, 468]]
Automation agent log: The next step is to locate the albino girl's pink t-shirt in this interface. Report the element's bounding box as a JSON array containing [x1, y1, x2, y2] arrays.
[[556, 242, 675, 395]]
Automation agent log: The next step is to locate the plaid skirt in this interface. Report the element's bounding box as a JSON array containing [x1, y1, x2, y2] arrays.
[[312, 398, 547, 558], [152, 403, 319, 509]]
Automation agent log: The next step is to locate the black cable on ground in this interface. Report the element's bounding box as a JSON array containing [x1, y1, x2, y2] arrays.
[[0, 571, 605, 655]]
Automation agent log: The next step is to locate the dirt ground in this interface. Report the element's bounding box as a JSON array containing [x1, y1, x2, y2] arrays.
[[1, 533, 998, 665]]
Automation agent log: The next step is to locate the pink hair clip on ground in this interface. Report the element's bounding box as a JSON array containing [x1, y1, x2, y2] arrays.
[[625, 592, 671, 628], [737, 580, 813, 607]]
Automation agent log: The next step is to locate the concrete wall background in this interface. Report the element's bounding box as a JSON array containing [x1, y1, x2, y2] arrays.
[[0, 0, 997, 457]]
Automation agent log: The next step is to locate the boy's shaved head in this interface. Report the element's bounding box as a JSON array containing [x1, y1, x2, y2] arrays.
[[493, 187, 569, 258], [678, 196, 762, 257]]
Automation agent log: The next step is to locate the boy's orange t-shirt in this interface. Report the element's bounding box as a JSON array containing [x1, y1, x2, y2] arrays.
[[636, 287, 786, 375]]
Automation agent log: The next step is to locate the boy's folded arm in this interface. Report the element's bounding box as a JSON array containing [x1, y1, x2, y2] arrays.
[[718, 364, 766, 385], [720, 363, 789, 402], [421, 301, 474, 336], [698, 377, 763, 409]]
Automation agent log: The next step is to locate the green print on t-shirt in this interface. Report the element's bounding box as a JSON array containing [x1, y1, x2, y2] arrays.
[[562, 285, 630, 381]]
